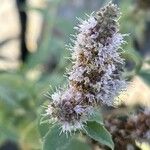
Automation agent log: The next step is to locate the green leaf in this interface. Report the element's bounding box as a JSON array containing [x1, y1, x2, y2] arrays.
[[42, 125, 72, 150], [0, 73, 34, 105], [85, 121, 114, 150], [88, 110, 103, 125], [123, 48, 142, 74], [66, 138, 91, 150], [0, 86, 18, 107], [138, 70, 150, 86], [0, 124, 18, 142], [38, 116, 52, 138]]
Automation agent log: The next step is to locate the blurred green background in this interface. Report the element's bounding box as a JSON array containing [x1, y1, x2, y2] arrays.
[[0, 0, 150, 149]]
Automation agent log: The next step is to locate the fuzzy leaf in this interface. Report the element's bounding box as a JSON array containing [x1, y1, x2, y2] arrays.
[[65, 138, 91, 150], [42, 125, 72, 150], [88, 110, 103, 125], [85, 121, 114, 150], [38, 116, 52, 138]]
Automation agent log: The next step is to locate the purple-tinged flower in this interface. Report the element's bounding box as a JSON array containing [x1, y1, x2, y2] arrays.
[[45, 1, 127, 133]]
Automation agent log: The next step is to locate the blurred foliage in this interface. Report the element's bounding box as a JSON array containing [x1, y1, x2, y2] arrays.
[[0, 0, 150, 150]]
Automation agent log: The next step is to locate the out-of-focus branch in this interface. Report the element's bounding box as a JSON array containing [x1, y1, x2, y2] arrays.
[[16, 0, 29, 63]]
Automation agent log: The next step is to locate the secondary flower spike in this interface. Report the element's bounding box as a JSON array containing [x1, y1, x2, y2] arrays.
[[45, 2, 127, 133]]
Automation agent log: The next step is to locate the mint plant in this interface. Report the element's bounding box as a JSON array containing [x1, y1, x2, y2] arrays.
[[41, 2, 127, 150]]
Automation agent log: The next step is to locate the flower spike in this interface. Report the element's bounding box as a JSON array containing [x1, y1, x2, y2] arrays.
[[45, 1, 127, 133]]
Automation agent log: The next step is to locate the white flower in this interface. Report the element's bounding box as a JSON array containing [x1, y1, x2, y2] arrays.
[[46, 105, 53, 115], [84, 77, 90, 84], [74, 91, 82, 101], [85, 106, 95, 115], [61, 121, 84, 134], [69, 66, 85, 82], [74, 105, 85, 114], [76, 33, 87, 46], [51, 92, 61, 103], [144, 130, 150, 139], [62, 88, 73, 100], [144, 108, 150, 115], [129, 115, 138, 122], [86, 93, 96, 103], [78, 17, 97, 33], [92, 82, 101, 92]]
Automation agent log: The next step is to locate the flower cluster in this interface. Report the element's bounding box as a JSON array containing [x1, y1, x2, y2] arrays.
[[105, 107, 150, 148], [45, 2, 126, 133]]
